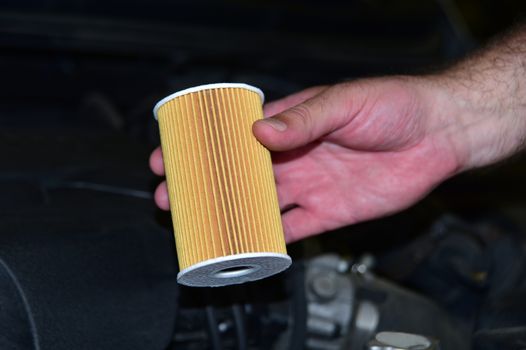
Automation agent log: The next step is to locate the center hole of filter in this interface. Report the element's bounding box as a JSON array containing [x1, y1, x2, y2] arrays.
[[213, 265, 257, 279]]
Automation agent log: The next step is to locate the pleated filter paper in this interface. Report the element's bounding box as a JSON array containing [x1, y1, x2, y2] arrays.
[[154, 83, 291, 287]]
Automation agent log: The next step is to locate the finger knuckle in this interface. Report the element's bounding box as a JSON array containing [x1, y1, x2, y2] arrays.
[[287, 104, 314, 129]]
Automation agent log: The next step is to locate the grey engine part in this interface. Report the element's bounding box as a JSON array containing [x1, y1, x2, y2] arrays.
[[302, 254, 468, 350]]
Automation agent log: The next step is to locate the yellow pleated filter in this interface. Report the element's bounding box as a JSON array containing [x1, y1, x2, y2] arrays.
[[153, 83, 291, 287]]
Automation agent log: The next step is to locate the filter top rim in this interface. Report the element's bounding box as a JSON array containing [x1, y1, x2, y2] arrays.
[[153, 83, 265, 120]]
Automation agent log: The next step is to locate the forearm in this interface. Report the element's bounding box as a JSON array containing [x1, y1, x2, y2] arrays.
[[428, 24, 526, 171]]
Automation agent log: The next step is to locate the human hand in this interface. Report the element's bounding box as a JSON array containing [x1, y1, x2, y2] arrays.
[[251, 77, 466, 242]]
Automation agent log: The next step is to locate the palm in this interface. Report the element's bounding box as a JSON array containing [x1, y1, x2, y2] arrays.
[[267, 80, 459, 241]]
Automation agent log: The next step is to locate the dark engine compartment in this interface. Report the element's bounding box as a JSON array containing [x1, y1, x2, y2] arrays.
[[2, 1, 526, 349]]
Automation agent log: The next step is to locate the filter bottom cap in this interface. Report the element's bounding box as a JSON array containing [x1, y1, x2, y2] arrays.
[[177, 252, 292, 287]]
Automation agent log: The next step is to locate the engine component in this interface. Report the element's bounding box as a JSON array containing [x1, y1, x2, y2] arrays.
[[303, 254, 469, 350], [367, 331, 439, 350], [304, 255, 354, 350]]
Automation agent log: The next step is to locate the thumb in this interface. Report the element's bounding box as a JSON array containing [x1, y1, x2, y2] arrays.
[[252, 85, 361, 151]]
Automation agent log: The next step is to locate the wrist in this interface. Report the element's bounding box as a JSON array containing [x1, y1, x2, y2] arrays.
[[421, 66, 526, 172], [428, 27, 526, 171]]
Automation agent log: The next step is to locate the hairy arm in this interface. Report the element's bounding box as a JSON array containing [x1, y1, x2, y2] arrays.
[[431, 24, 526, 170]]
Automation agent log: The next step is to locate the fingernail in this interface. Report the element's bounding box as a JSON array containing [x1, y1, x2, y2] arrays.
[[260, 118, 287, 131]]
